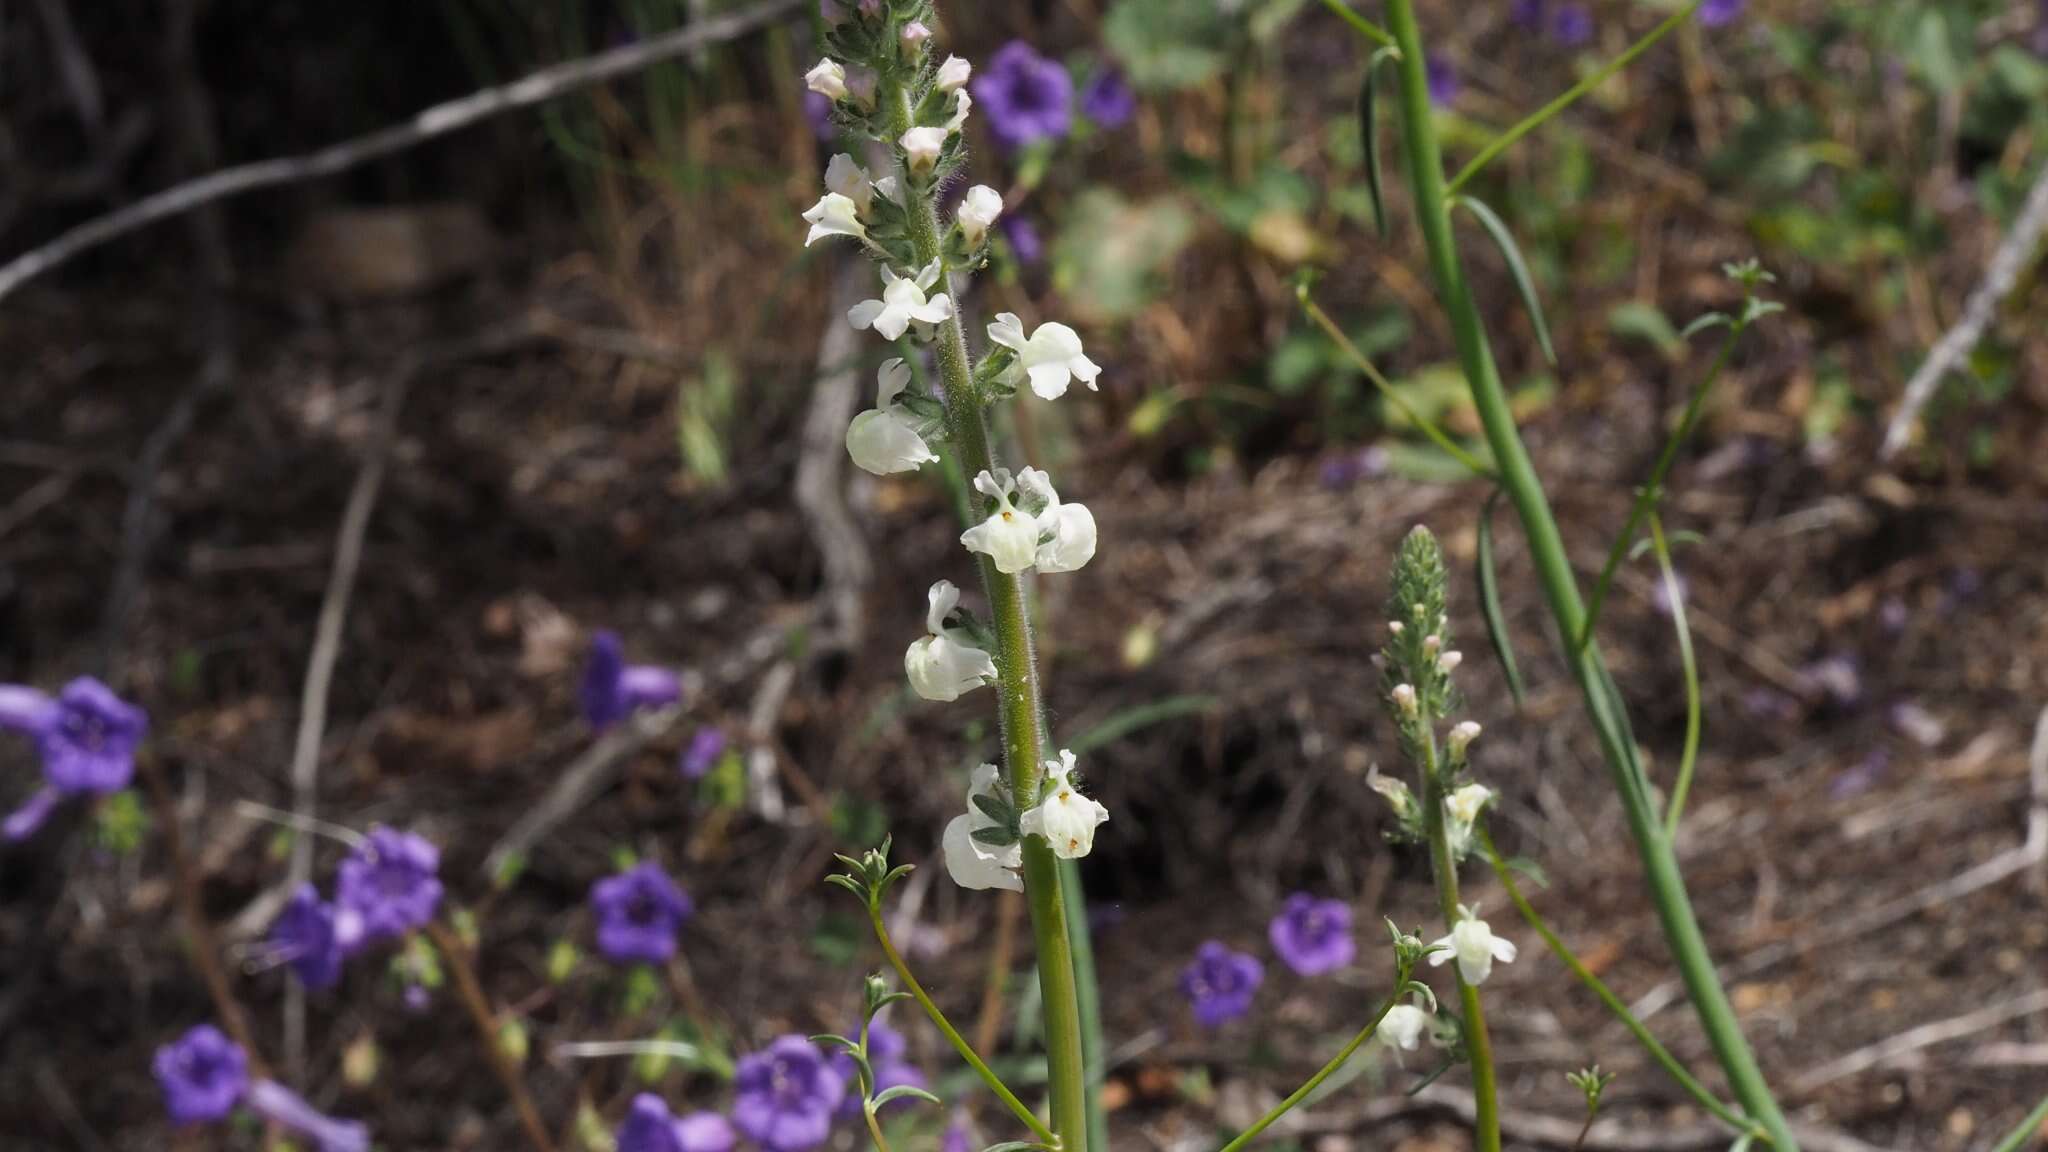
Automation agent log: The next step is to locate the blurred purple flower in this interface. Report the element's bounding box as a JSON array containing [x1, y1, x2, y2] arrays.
[[1001, 215, 1045, 266], [582, 631, 682, 732], [1878, 596, 1909, 635], [733, 1035, 846, 1152], [1511, 0, 1546, 29], [804, 91, 836, 142], [830, 1018, 926, 1117], [0, 676, 147, 840], [1830, 747, 1891, 800], [677, 1112, 739, 1152], [155, 1025, 248, 1124], [941, 1112, 974, 1152], [402, 983, 433, 1013], [1700, 0, 1745, 27], [681, 726, 728, 779], [1081, 67, 1137, 129], [1741, 686, 1800, 723], [334, 826, 443, 950], [973, 42, 1074, 151], [619, 1094, 734, 1152], [1888, 700, 1946, 748], [246, 1080, 369, 1152], [1800, 654, 1862, 708], [1182, 941, 1263, 1027], [1269, 893, 1356, 975], [268, 884, 344, 991], [591, 861, 693, 964], [1425, 54, 1460, 107], [1651, 572, 1687, 618], [1319, 445, 1388, 490], [1551, 4, 1594, 45]]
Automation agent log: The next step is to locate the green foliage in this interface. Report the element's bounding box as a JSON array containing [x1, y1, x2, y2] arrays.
[[1052, 190, 1196, 322], [1104, 0, 1305, 91]]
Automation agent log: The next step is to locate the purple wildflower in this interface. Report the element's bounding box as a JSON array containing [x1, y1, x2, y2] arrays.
[[1888, 699, 1946, 748], [333, 826, 443, 950], [1830, 747, 1891, 800], [1700, 0, 1745, 26], [246, 1080, 370, 1152], [941, 1113, 974, 1152], [1081, 67, 1137, 129], [677, 1112, 739, 1152], [582, 630, 683, 731], [268, 884, 344, 991], [154, 1025, 249, 1124], [0, 676, 147, 840], [1268, 894, 1356, 976], [830, 1018, 926, 1117], [804, 91, 836, 142], [1741, 686, 1800, 723], [973, 42, 1074, 151], [619, 1094, 726, 1152], [1000, 215, 1045, 266], [1181, 941, 1263, 1027], [1551, 4, 1594, 45], [732, 1035, 846, 1152], [1878, 597, 1910, 634], [402, 982, 433, 1013], [1511, 0, 1546, 29], [591, 861, 693, 964], [681, 726, 727, 779], [1425, 54, 1460, 108], [1800, 654, 1862, 708]]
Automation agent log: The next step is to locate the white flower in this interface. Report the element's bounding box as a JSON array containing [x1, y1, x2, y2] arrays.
[[848, 262, 954, 341], [1447, 721, 1482, 757], [805, 58, 847, 101], [936, 54, 972, 93], [904, 580, 997, 702], [1438, 650, 1463, 673], [802, 192, 867, 247], [824, 154, 875, 216], [943, 765, 1022, 891], [945, 89, 973, 134], [957, 185, 1003, 247], [1388, 620, 1405, 636], [986, 313, 1102, 400], [1366, 765, 1415, 820], [959, 470, 1040, 574], [1020, 750, 1109, 859], [846, 359, 937, 475], [1016, 467, 1096, 574], [1378, 1003, 1430, 1052], [1446, 783, 1492, 827], [901, 126, 948, 175], [874, 175, 900, 204], [1391, 683, 1417, 715], [899, 21, 932, 55], [1423, 634, 1441, 656], [1429, 911, 1517, 986]]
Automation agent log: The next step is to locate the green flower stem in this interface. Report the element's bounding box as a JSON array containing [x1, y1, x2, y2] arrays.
[[890, 81, 1090, 1152], [1419, 734, 1500, 1152], [1990, 1092, 2048, 1152], [1577, 325, 1738, 655], [1310, 0, 1396, 49], [1378, 5, 1799, 1148], [1215, 990, 1401, 1152], [1648, 514, 1703, 837], [1442, 0, 1704, 196], [862, 1107, 895, 1152], [1298, 288, 1496, 480], [868, 904, 1058, 1146], [1059, 858, 1110, 1152], [1479, 828, 1761, 1141]]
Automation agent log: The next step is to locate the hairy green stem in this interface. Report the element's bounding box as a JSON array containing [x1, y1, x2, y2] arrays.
[[1378, 5, 1798, 1147], [1419, 734, 1500, 1152], [891, 82, 1089, 1152], [1480, 829, 1761, 1141], [1649, 514, 1703, 836], [1215, 991, 1401, 1152]]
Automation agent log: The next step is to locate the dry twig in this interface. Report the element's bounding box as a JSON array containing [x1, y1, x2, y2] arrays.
[[1792, 988, 2048, 1094]]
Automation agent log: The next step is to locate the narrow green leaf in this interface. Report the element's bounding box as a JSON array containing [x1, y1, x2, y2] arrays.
[[1453, 194, 1556, 365], [870, 1084, 944, 1109], [1475, 491, 1528, 709], [809, 1033, 860, 1053], [970, 792, 1013, 824], [1678, 312, 1732, 341], [969, 825, 1018, 848], [1359, 46, 1401, 238], [823, 875, 863, 897]]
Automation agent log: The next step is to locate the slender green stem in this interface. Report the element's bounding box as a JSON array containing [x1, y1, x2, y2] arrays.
[[1216, 991, 1401, 1152], [862, 1108, 894, 1152], [1299, 289, 1496, 480], [1310, 0, 1396, 49], [1577, 326, 1738, 654], [889, 80, 1090, 1152], [1479, 829, 1761, 1141], [1443, 0, 1704, 196], [1649, 514, 1703, 836], [869, 906, 1058, 1146], [1380, 5, 1798, 1147], [1990, 1091, 2048, 1152], [1059, 858, 1109, 1152], [1419, 733, 1500, 1152]]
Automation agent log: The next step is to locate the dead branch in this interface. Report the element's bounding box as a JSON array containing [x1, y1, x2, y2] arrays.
[[1792, 988, 2048, 1094], [793, 258, 876, 651]]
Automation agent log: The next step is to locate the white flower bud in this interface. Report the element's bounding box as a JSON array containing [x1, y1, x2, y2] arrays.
[[1019, 750, 1109, 859], [1388, 620, 1404, 636], [936, 55, 972, 93], [945, 88, 973, 133], [1423, 633, 1441, 656], [1448, 721, 1481, 757], [900, 126, 947, 175], [1391, 684, 1417, 715], [1366, 765, 1416, 820], [844, 65, 878, 111], [1378, 1003, 1430, 1052], [957, 185, 1003, 248], [1438, 650, 1463, 673], [805, 58, 847, 101], [899, 21, 932, 56], [1429, 912, 1517, 986]]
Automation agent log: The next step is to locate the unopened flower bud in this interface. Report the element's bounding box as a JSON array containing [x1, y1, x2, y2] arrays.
[[1391, 684, 1417, 715], [805, 58, 847, 101], [900, 126, 946, 175], [1438, 650, 1463, 673], [936, 55, 972, 93], [1448, 721, 1481, 756], [899, 21, 932, 57], [1388, 620, 1404, 636], [1422, 634, 1441, 656], [957, 185, 1003, 247]]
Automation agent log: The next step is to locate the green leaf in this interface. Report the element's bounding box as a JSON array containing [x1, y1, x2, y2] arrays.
[[809, 1033, 860, 1054], [1359, 46, 1401, 237], [1452, 195, 1556, 365], [970, 792, 1013, 824], [870, 1084, 944, 1110], [970, 825, 1018, 848], [1607, 300, 1683, 357], [1678, 312, 1732, 341], [1475, 491, 1527, 709]]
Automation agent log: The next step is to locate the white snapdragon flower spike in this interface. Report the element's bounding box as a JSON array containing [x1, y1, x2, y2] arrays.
[[802, 193, 867, 247], [936, 55, 972, 93], [1016, 467, 1097, 574], [943, 763, 1022, 892], [1430, 910, 1517, 986], [959, 470, 1040, 574], [846, 359, 938, 475], [986, 313, 1102, 400], [945, 89, 973, 134], [957, 185, 1003, 248], [805, 58, 847, 101], [824, 154, 876, 216], [1020, 750, 1109, 859], [848, 262, 953, 341], [1377, 1003, 1430, 1053], [904, 580, 997, 702], [901, 126, 947, 175]]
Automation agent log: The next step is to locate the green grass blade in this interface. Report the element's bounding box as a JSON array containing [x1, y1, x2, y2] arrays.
[[1453, 194, 1556, 366], [1476, 490, 1528, 708], [1359, 46, 1401, 238]]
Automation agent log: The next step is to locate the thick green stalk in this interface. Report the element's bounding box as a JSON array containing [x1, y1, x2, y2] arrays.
[[1377, 5, 1798, 1148], [891, 84, 1090, 1152], [1419, 738, 1500, 1152]]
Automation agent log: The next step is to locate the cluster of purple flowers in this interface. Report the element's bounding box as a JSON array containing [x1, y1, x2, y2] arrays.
[[155, 1024, 369, 1152], [1182, 893, 1356, 1026], [0, 675, 147, 840], [590, 860, 694, 964], [265, 825, 444, 992]]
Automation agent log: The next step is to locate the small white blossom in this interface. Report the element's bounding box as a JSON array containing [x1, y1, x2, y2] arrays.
[[1447, 781, 1492, 827], [1438, 650, 1463, 673], [1423, 633, 1441, 656], [899, 21, 932, 55], [1366, 764, 1416, 820], [1020, 750, 1109, 859], [846, 359, 938, 475], [1391, 683, 1417, 715], [904, 580, 997, 702], [847, 262, 953, 341], [945, 89, 973, 134], [1429, 910, 1517, 986], [1448, 721, 1482, 757], [824, 154, 875, 216], [1378, 1003, 1430, 1053], [802, 192, 867, 247], [936, 54, 972, 93], [943, 763, 1022, 891], [1388, 620, 1405, 636], [986, 313, 1102, 400], [957, 185, 1003, 248], [1016, 467, 1096, 574], [959, 470, 1040, 574], [805, 58, 847, 101], [901, 126, 948, 174]]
